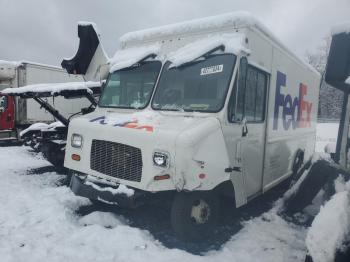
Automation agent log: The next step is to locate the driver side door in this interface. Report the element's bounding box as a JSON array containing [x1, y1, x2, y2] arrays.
[[223, 57, 269, 201]]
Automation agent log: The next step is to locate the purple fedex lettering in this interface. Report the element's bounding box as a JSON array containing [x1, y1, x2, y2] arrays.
[[90, 116, 107, 125], [273, 71, 312, 130]]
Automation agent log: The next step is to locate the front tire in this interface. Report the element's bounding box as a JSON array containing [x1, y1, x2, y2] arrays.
[[171, 191, 219, 241]]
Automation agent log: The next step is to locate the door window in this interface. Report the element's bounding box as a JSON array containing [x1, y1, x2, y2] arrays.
[[228, 64, 268, 123]]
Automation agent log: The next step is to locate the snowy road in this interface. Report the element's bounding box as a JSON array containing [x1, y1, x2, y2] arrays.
[[0, 123, 337, 262]]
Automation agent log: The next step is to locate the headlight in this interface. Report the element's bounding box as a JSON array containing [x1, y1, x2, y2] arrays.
[[153, 151, 169, 168], [71, 134, 83, 148]]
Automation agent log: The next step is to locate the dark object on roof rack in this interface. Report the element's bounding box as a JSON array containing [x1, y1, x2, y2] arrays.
[[61, 24, 100, 75]]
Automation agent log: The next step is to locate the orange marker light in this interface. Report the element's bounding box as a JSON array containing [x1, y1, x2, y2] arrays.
[[72, 154, 81, 161], [154, 174, 170, 181]]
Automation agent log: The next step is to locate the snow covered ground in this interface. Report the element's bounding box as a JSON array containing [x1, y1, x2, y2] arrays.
[[315, 122, 338, 153], [0, 123, 338, 262]]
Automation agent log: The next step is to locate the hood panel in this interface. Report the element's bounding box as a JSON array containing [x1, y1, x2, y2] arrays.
[[65, 109, 225, 191], [81, 110, 219, 136]]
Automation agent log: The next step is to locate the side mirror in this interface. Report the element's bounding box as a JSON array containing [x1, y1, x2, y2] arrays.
[[325, 31, 350, 91]]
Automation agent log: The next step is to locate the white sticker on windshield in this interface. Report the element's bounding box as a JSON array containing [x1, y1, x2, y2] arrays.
[[200, 64, 223, 75]]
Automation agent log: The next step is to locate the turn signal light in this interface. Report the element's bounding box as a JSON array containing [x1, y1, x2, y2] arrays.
[[154, 174, 170, 181], [72, 154, 81, 161]]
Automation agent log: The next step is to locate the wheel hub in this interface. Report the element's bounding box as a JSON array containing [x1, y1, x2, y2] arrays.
[[190, 199, 210, 224]]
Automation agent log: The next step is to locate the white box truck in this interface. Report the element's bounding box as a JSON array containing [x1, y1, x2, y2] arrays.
[[0, 60, 90, 139], [64, 12, 321, 240]]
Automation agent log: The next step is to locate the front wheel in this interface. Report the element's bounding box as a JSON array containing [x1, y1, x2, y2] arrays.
[[171, 191, 219, 241]]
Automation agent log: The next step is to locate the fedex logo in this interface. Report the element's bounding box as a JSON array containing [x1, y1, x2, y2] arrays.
[[90, 116, 154, 132], [273, 71, 312, 130]]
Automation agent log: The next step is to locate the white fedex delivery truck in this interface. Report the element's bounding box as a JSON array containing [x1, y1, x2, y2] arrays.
[[64, 12, 320, 240]]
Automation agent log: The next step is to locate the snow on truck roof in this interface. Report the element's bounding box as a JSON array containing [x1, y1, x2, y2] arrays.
[[1, 81, 101, 96], [119, 11, 264, 44], [0, 60, 22, 68], [109, 33, 248, 72], [0, 60, 64, 70], [113, 11, 318, 75]]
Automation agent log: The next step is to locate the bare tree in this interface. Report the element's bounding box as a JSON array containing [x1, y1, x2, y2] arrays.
[[305, 36, 343, 120]]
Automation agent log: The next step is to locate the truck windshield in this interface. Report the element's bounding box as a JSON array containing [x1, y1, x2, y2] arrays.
[[152, 54, 236, 112], [99, 61, 161, 109]]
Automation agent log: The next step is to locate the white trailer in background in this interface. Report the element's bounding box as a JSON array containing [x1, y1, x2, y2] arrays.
[[2, 81, 101, 167], [0, 60, 90, 139], [63, 12, 320, 240]]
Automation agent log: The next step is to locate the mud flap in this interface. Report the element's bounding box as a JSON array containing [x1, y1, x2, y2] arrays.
[[61, 23, 109, 82]]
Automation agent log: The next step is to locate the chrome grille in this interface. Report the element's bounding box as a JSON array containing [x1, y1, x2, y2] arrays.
[[90, 139, 142, 182]]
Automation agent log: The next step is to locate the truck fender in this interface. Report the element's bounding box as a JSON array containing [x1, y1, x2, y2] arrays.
[[214, 180, 236, 200]]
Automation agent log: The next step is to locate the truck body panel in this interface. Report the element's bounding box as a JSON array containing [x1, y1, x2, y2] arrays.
[[64, 13, 320, 208]]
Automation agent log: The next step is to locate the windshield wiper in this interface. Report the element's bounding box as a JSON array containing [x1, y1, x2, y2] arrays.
[[202, 45, 225, 58], [169, 45, 225, 69], [138, 54, 157, 63]]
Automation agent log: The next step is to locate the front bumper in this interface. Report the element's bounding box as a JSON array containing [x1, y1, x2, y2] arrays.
[[70, 174, 147, 208]]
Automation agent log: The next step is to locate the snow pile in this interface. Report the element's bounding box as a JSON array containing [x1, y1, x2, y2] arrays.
[[47, 121, 65, 129], [217, 212, 306, 262], [324, 142, 336, 154], [167, 34, 247, 68], [346, 76, 350, 85], [20, 123, 50, 137], [20, 121, 65, 137], [306, 189, 350, 262], [331, 22, 350, 35], [109, 43, 161, 73], [315, 123, 338, 153], [0, 146, 308, 262], [85, 181, 134, 197], [1, 81, 100, 95], [78, 211, 125, 228], [334, 175, 350, 192]]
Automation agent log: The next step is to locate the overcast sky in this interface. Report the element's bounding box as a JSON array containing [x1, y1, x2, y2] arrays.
[[1, 0, 349, 67]]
